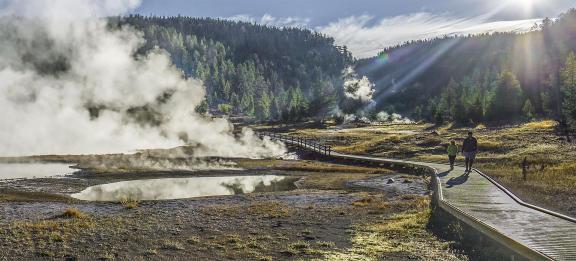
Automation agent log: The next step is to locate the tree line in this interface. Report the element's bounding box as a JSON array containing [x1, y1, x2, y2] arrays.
[[356, 9, 576, 128]]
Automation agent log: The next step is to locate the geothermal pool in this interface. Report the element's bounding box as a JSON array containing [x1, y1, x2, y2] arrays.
[[0, 163, 75, 180], [71, 175, 298, 201]]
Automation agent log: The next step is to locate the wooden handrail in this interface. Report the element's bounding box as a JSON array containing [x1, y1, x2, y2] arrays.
[[258, 132, 332, 156]]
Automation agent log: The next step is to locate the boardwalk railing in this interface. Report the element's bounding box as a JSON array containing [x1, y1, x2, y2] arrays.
[[257, 132, 332, 155]]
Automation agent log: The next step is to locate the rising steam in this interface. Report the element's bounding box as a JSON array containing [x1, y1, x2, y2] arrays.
[[343, 67, 375, 103], [0, 0, 286, 159], [337, 68, 413, 125]]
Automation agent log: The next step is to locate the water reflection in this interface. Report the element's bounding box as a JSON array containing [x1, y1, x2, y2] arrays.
[[71, 175, 297, 201], [0, 163, 74, 180]]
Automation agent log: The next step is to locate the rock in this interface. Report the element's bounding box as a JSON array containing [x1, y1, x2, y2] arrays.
[[303, 235, 316, 240], [387, 178, 395, 184]]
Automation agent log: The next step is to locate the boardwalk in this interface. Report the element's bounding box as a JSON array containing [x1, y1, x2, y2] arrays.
[[263, 133, 576, 260]]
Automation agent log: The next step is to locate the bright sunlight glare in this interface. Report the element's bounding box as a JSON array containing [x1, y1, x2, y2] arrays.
[[508, 0, 542, 9]]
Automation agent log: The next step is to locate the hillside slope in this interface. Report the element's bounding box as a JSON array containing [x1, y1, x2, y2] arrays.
[[118, 16, 353, 121], [356, 9, 576, 126]]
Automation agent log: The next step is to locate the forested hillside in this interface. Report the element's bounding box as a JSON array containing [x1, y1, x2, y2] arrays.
[[114, 10, 576, 127], [356, 9, 576, 127], [117, 15, 353, 121]]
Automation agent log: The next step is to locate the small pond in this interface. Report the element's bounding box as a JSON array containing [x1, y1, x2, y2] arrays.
[[71, 175, 298, 201], [0, 163, 75, 180]]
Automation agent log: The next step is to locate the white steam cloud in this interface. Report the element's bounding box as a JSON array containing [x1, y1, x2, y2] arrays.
[[0, 0, 286, 158], [343, 67, 375, 103]]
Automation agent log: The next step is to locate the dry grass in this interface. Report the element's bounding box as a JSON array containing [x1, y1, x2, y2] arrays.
[[323, 197, 464, 261], [7, 218, 96, 246], [248, 201, 292, 218], [119, 197, 140, 209], [477, 139, 506, 151], [335, 133, 412, 154], [161, 240, 185, 250], [478, 162, 576, 208], [186, 236, 201, 244], [60, 208, 87, 219], [144, 249, 158, 256]]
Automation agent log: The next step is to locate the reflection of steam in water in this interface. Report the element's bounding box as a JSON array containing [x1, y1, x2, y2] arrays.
[[0, 163, 74, 180], [72, 175, 297, 201], [220, 176, 297, 194]]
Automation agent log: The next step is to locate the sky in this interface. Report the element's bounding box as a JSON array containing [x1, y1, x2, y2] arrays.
[[3, 0, 573, 58], [132, 0, 575, 58]]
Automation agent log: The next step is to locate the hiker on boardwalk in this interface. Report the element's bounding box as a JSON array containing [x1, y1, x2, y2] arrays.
[[447, 140, 458, 170], [462, 131, 478, 172]]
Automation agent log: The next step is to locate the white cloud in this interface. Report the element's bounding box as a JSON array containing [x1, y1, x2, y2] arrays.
[[318, 13, 542, 58], [224, 12, 542, 58], [226, 14, 311, 28]]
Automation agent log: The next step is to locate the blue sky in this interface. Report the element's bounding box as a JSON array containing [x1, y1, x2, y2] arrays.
[[1, 0, 574, 57], [132, 0, 575, 58], [134, 0, 573, 25]]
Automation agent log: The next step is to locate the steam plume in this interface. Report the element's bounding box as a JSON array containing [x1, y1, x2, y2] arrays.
[[343, 67, 375, 103], [0, 0, 286, 158]]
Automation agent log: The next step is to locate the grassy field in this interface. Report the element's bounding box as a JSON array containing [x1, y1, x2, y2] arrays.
[[255, 120, 576, 217]]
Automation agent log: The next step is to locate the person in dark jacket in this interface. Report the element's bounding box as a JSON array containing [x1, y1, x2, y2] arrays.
[[462, 131, 478, 172]]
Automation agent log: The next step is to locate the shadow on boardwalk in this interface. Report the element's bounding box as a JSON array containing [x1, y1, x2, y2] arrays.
[[437, 171, 450, 178], [446, 172, 470, 188]]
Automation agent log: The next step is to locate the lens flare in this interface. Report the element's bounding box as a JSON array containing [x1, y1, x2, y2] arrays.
[[376, 52, 390, 65]]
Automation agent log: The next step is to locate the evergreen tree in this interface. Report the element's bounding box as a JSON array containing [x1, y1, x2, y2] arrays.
[[255, 90, 271, 120], [240, 95, 255, 116], [561, 51, 576, 127], [270, 97, 281, 120], [487, 71, 524, 121], [435, 108, 444, 125], [441, 78, 458, 120], [469, 95, 484, 124], [217, 104, 233, 115], [195, 100, 208, 115], [523, 100, 535, 119]]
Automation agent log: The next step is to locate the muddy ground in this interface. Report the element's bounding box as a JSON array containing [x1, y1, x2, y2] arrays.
[[0, 158, 463, 260]]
